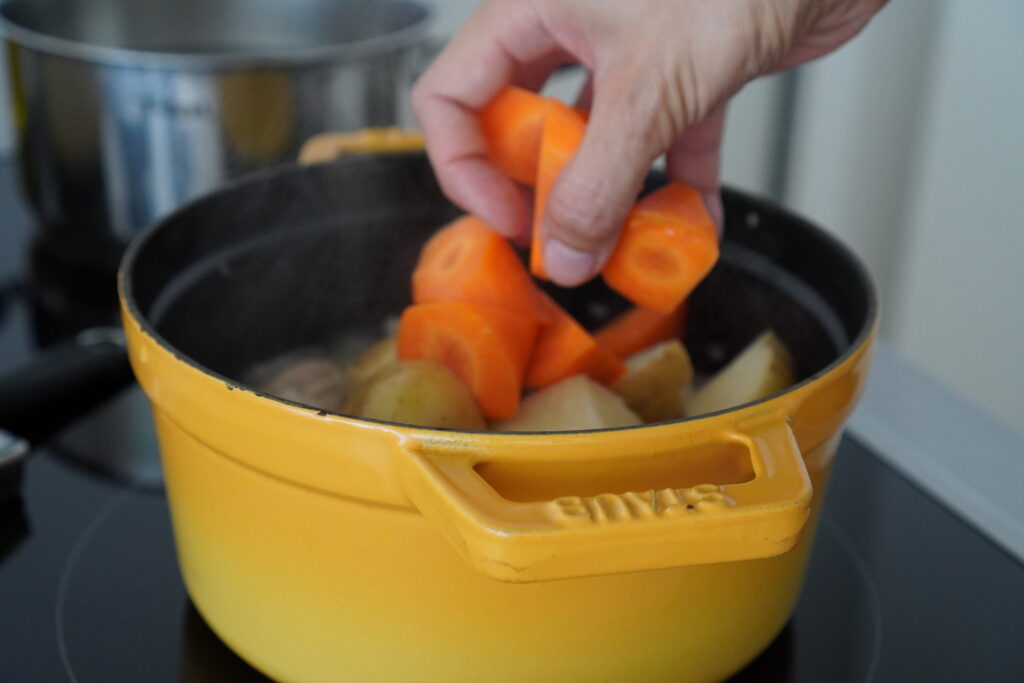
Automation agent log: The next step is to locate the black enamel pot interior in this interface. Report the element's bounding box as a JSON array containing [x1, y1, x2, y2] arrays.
[[122, 151, 874, 408]]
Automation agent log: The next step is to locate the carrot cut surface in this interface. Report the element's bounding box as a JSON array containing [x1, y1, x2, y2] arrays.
[[632, 181, 716, 226], [526, 295, 626, 389], [602, 182, 719, 313], [397, 301, 538, 420], [594, 304, 687, 359], [480, 86, 550, 186], [412, 215, 551, 324], [530, 100, 588, 279]]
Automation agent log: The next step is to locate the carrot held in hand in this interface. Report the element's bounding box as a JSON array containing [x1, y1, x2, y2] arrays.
[[594, 304, 687, 360], [397, 301, 538, 420], [531, 100, 588, 279], [479, 88, 716, 303], [478, 87, 591, 279], [479, 86, 551, 186], [412, 215, 551, 324], [526, 295, 625, 389], [602, 182, 719, 313]]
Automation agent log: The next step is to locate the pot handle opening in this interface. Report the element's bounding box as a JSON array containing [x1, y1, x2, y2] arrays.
[[398, 419, 812, 583]]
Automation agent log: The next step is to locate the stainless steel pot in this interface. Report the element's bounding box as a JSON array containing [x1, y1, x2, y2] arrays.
[[1, 0, 432, 248]]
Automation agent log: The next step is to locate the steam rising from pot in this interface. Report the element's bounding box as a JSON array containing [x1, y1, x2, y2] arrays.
[[136, 156, 846, 402]]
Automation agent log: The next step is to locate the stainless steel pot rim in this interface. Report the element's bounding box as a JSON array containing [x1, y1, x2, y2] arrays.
[[0, 0, 434, 71]]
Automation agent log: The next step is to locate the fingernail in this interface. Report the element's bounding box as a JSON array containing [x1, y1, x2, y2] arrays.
[[544, 240, 598, 285]]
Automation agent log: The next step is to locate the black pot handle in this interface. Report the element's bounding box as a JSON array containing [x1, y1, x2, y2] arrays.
[[0, 429, 28, 506], [0, 326, 134, 443]]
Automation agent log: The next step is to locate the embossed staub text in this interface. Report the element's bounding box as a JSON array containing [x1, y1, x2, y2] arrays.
[[548, 484, 734, 525]]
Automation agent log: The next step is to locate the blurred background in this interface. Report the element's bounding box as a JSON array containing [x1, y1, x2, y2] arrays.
[[0, 0, 1020, 434]]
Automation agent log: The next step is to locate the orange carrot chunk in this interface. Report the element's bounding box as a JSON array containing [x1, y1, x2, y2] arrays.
[[479, 86, 551, 186], [412, 215, 552, 324], [632, 181, 719, 228], [397, 301, 538, 420], [526, 295, 626, 389], [530, 100, 588, 279], [594, 304, 687, 360], [602, 182, 719, 313]]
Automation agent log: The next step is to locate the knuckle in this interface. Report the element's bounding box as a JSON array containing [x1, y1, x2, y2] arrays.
[[746, 2, 792, 73], [598, 65, 680, 153]]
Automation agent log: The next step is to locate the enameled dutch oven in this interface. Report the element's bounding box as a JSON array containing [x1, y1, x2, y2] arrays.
[[118, 151, 877, 682]]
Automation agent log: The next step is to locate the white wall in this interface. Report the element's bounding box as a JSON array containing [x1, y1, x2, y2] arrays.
[[886, 1, 1024, 431], [785, 0, 942, 303], [785, 0, 1024, 432]]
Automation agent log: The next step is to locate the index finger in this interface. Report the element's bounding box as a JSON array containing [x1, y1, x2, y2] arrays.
[[410, 2, 571, 238]]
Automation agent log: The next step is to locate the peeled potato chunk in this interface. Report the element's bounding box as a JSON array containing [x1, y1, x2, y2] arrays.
[[344, 359, 486, 430], [344, 336, 398, 395], [261, 358, 348, 411], [612, 339, 694, 423], [494, 374, 642, 432], [687, 329, 794, 417]]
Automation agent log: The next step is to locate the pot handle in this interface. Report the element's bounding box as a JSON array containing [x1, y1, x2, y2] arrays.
[[398, 419, 812, 583], [297, 128, 424, 165], [0, 326, 133, 443]]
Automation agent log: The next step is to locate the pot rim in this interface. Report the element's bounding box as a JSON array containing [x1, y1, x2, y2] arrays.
[[0, 0, 433, 71], [118, 157, 880, 437]]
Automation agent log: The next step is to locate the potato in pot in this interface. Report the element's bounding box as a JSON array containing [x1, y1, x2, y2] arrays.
[[494, 375, 642, 432], [612, 339, 694, 423], [687, 330, 794, 417], [344, 336, 398, 395], [344, 360, 487, 431], [260, 357, 348, 412]]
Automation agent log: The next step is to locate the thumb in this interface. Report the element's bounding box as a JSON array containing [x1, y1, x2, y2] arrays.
[[541, 72, 668, 286]]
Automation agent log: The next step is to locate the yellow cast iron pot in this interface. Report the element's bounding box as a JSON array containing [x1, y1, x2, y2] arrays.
[[119, 152, 877, 682]]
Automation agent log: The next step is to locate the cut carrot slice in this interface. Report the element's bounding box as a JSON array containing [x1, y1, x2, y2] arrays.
[[594, 304, 687, 359], [590, 345, 629, 386], [531, 100, 588, 279], [632, 181, 718, 229], [480, 86, 551, 186], [602, 182, 719, 313], [412, 215, 551, 324], [526, 295, 626, 389], [602, 214, 718, 313], [397, 301, 538, 419]]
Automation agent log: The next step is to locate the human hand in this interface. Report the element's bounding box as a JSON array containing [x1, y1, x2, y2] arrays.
[[412, 0, 887, 286]]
